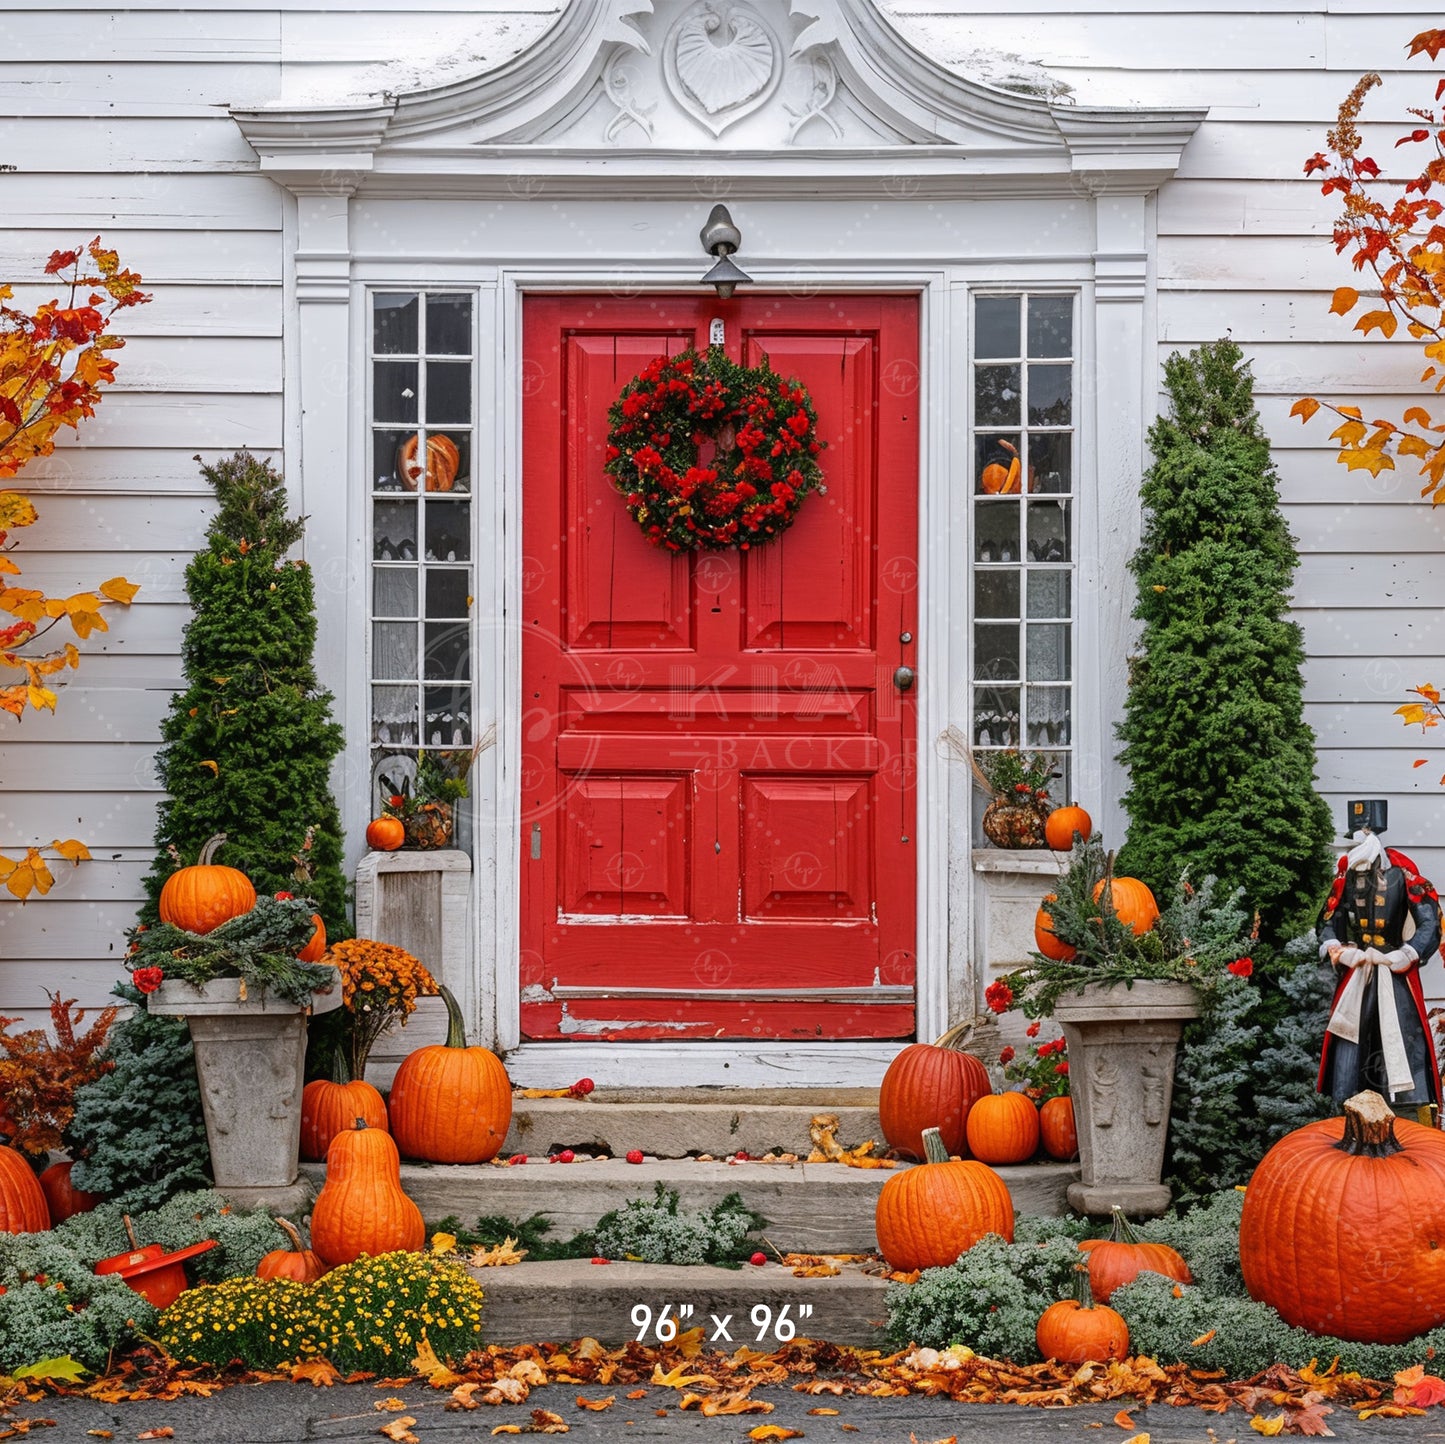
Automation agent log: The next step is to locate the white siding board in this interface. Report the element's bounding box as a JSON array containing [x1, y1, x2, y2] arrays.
[[278, 9, 551, 61], [96, 337, 282, 395], [20, 448, 278, 493], [1161, 340, 1434, 396], [3, 745, 161, 795], [0, 12, 281, 63], [1301, 610, 1445, 656], [0, 62, 280, 117], [3, 690, 173, 745], [0, 119, 260, 171], [59, 395, 281, 450], [1304, 656, 1445, 704], [2, 793, 163, 849]]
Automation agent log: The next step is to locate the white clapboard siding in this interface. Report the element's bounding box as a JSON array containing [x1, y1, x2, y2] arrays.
[[1303, 656, 1445, 705], [0, 118, 260, 170], [0, 61, 281, 117], [21, 447, 283, 495]]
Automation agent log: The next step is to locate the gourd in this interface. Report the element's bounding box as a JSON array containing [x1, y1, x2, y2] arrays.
[[388, 986, 512, 1164], [1091, 876, 1159, 936], [1036, 1266, 1129, 1364], [310, 1120, 425, 1268], [365, 816, 406, 852], [1240, 1089, 1445, 1343], [0, 1146, 50, 1234], [1044, 805, 1092, 852], [1033, 895, 1076, 962], [158, 833, 257, 935], [1038, 1095, 1078, 1162], [38, 1160, 100, 1225], [1080, 1205, 1191, 1303], [300, 1054, 389, 1163], [874, 1126, 1014, 1271], [878, 1023, 991, 1161], [397, 433, 460, 493], [256, 1217, 326, 1283], [964, 1091, 1040, 1165], [297, 913, 327, 964]]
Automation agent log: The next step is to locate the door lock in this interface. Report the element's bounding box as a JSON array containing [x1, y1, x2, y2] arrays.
[[894, 666, 916, 692]]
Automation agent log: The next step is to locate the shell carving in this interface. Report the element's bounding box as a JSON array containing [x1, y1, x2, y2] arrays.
[[666, 2, 780, 136]]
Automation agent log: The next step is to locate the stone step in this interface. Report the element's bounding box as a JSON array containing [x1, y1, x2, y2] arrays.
[[300, 1156, 1079, 1253], [474, 1258, 891, 1348]]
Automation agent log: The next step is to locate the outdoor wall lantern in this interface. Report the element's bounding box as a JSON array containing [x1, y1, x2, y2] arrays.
[[699, 204, 752, 299]]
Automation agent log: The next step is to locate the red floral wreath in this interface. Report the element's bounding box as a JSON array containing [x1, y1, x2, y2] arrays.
[[604, 347, 826, 551]]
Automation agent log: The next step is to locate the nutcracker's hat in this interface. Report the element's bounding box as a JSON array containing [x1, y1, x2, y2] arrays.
[[1344, 798, 1388, 839]]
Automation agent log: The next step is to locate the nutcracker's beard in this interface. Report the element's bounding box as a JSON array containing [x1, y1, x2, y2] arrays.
[[1346, 829, 1386, 872]]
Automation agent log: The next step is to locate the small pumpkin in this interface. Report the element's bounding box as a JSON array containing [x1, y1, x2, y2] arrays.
[[1081, 1205, 1191, 1303], [1241, 1089, 1445, 1343], [964, 1091, 1041, 1166], [1033, 895, 1076, 962], [257, 1217, 326, 1283], [980, 442, 1022, 495], [397, 433, 460, 493], [38, 1160, 100, 1225], [1091, 875, 1159, 936], [0, 1147, 50, 1235], [1036, 1265, 1129, 1364], [388, 986, 512, 1164], [300, 1054, 389, 1163], [879, 1023, 992, 1161], [158, 833, 257, 935], [1039, 1095, 1079, 1162], [874, 1126, 1014, 1271], [296, 912, 327, 964], [1044, 804, 1092, 852], [365, 815, 406, 852], [310, 1119, 425, 1268]]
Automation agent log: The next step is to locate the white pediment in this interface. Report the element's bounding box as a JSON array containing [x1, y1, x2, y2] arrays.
[[233, 0, 1205, 196]]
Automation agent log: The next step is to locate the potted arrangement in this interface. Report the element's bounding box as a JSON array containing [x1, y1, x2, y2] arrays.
[[970, 748, 1058, 849], [378, 744, 481, 850], [994, 836, 1253, 1216]]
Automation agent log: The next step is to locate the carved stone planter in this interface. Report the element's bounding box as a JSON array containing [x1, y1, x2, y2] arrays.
[[1052, 979, 1200, 1218], [149, 968, 342, 1212]]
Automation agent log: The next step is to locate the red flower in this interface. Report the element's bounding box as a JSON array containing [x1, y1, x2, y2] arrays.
[[984, 979, 1014, 1014], [274, 891, 294, 900], [132, 967, 165, 994], [388, 794, 405, 808], [1054, 1061, 1070, 1076], [999, 1046, 1016, 1065], [1026, 1020, 1041, 1038], [1228, 957, 1254, 978]]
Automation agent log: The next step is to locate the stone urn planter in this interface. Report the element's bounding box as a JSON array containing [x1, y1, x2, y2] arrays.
[[149, 967, 342, 1212], [1052, 979, 1200, 1218]]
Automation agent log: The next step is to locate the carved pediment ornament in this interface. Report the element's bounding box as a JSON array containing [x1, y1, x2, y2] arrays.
[[663, 1, 783, 137]]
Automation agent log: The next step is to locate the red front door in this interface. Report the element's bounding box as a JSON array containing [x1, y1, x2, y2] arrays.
[[520, 294, 918, 1041]]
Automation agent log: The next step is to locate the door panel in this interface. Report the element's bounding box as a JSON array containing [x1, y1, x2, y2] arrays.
[[520, 294, 919, 1042]]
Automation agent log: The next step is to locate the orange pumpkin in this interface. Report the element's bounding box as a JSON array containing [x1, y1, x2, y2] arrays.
[[297, 913, 327, 964], [38, 1161, 100, 1225], [1241, 1090, 1445, 1343], [310, 1119, 425, 1268], [300, 1056, 389, 1163], [1044, 805, 1092, 852], [388, 986, 512, 1164], [365, 815, 406, 852], [397, 433, 460, 493], [1081, 1206, 1191, 1304], [257, 1217, 326, 1283], [874, 1126, 1014, 1271], [1038, 1095, 1078, 1162], [1091, 875, 1159, 936], [879, 1023, 992, 1161], [1033, 895, 1076, 962], [158, 833, 257, 935], [980, 442, 1022, 495], [1036, 1266, 1129, 1364], [0, 1146, 49, 1234], [964, 1091, 1040, 1166]]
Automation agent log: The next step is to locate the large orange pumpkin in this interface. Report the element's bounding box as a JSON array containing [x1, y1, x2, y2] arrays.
[[365, 816, 406, 852], [300, 1057, 389, 1163], [1081, 1206, 1191, 1303], [964, 1091, 1040, 1166], [1033, 895, 1076, 962], [1038, 1095, 1078, 1162], [397, 433, 460, 493], [874, 1126, 1014, 1271], [39, 1160, 100, 1225], [310, 1120, 425, 1268], [879, 1023, 992, 1161], [297, 913, 327, 964], [257, 1217, 327, 1283], [1241, 1090, 1445, 1343], [158, 834, 256, 935], [388, 986, 512, 1164], [1091, 875, 1159, 936], [1036, 1267, 1129, 1364], [0, 1146, 49, 1234], [1044, 805, 1092, 852]]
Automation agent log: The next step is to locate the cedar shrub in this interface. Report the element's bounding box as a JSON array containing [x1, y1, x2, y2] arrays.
[[141, 451, 349, 933]]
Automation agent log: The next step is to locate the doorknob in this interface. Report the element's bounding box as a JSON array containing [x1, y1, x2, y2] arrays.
[[894, 666, 916, 692]]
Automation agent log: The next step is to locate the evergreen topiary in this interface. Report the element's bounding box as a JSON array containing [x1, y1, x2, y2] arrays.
[[1116, 340, 1332, 944], [141, 451, 349, 934]]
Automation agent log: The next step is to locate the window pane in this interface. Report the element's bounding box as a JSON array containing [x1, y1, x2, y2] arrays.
[[373, 622, 418, 681], [371, 686, 418, 747], [425, 621, 471, 681], [1027, 570, 1070, 619], [973, 686, 1019, 748], [374, 361, 418, 424], [975, 434, 1021, 496], [1028, 500, 1071, 564], [425, 569, 470, 620], [974, 500, 1020, 563], [974, 569, 1020, 619], [427, 362, 472, 425], [974, 622, 1020, 682], [975, 365, 1021, 427], [374, 293, 418, 355], [1026, 624, 1071, 682], [1028, 364, 1071, 426], [1027, 432, 1071, 493], [373, 500, 417, 561], [1026, 688, 1071, 747], [374, 567, 418, 617], [425, 500, 471, 562], [424, 686, 472, 746], [426, 294, 473, 355], [975, 295, 1020, 358], [373, 429, 410, 491], [1027, 296, 1073, 358]]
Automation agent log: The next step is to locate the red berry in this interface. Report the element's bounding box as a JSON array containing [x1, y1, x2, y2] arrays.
[[274, 891, 294, 900], [555, 1149, 575, 1164], [734, 1150, 750, 1161], [626, 1149, 644, 1165], [572, 1077, 595, 1096], [749, 1252, 767, 1266], [591, 1257, 610, 1266], [507, 1153, 527, 1165]]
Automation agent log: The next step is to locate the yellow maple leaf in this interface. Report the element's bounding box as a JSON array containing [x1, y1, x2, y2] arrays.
[[747, 1429, 803, 1441], [413, 1333, 463, 1388], [290, 1358, 340, 1388], [650, 1363, 716, 1389], [51, 839, 91, 864], [469, 1236, 527, 1267], [1355, 309, 1398, 338], [1329, 286, 1360, 315], [430, 1231, 457, 1256], [0, 493, 38, 529], [490, 1428, 522, 1436], [27, 684, 56, 712], [1340, 448, 1395, 476], [1249, 1415, 1285, 1437], [98, 576, 139, 605], [379, 1419, 420, 1444], [575, 1395, 614, 1411], [374, 1397, 408, 1412]]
